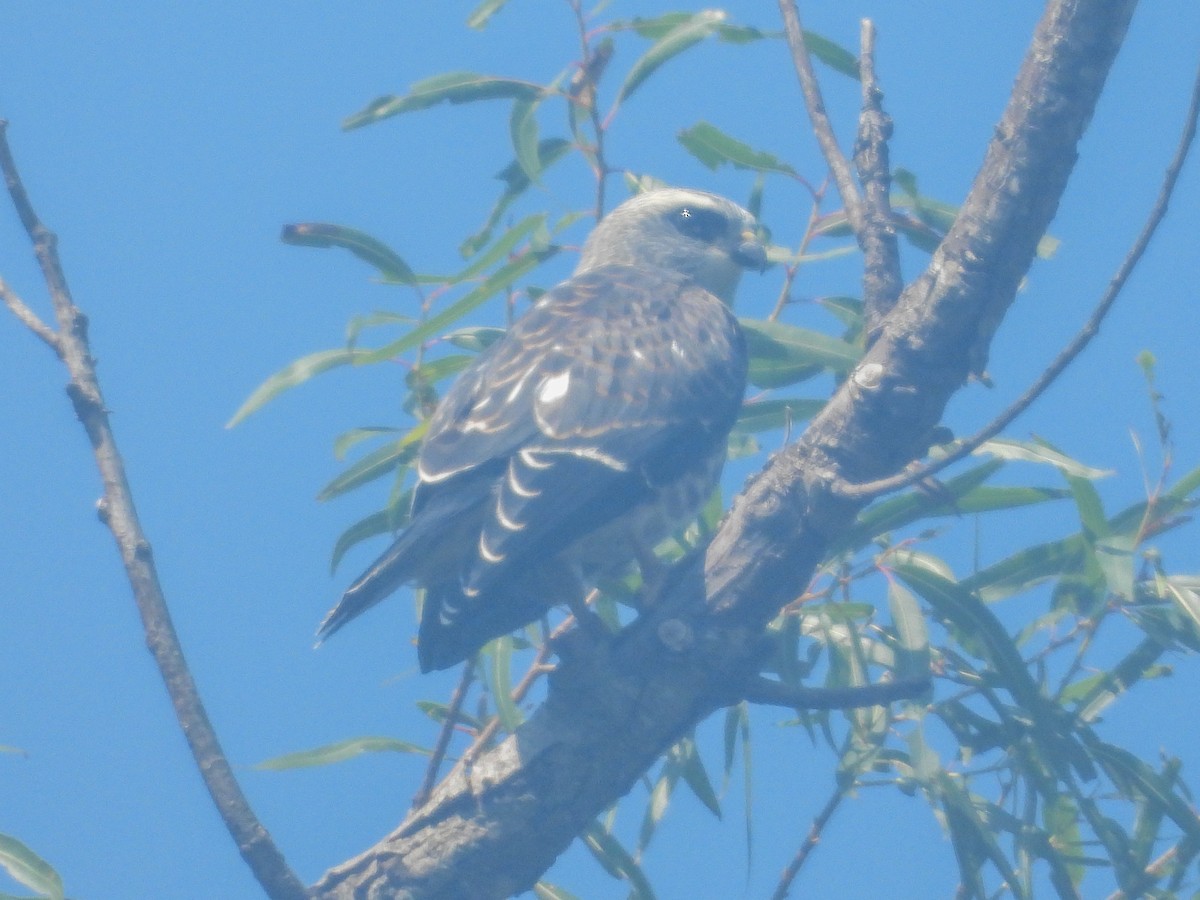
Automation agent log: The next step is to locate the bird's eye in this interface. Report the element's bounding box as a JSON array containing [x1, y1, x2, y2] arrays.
[[671, 206, 727, 242]]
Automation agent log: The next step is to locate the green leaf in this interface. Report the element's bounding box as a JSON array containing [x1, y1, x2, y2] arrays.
[[228, 348, 374, 427], [0, 834, 64, 900], [343, 71, 545, 130], [317, 423, 426, 501], [616, 12, 766, 44], [533, 883, 583, 900], [961, 534, 1088, 603], [740, 318, 860, 388], [256, 736, 430, 770], [1163, 576, 1200, 636], [798, 30, 860, 79], [462, 139, 572, 256], [509, 97, 543, 183], [346, 311, 415, 347], [281, 222, 417, 284], [358, 247, 558, 365], [936, 774, 1025, 898], [677, 121, 798, 176], [467, 0, 509, 29], [332, 426, 400, 461], [1073, 637, 1167, 723], [582, 823, 657, 899], [733, 398, 825, 434], [1084, 735, 1200, 843], [675, 737, 721, 818], [614, 10, 727, 108], [416, 700, 483, 729], [453, 214, 548, 280], [887, 580, 930, 682], [330, 499, 413, 574], [977, 437, 1112, 480], [485, 636, 523, 732], [444, 326, 506, 353]]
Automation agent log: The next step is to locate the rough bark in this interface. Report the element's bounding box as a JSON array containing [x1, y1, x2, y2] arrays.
[[313, 1, 1139, 896]]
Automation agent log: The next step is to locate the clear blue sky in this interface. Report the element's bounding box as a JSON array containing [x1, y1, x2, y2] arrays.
[[2, 2, 1199, 898]]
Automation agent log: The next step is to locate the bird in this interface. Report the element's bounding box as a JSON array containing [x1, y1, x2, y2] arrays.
[[316, 187, 765, 671]]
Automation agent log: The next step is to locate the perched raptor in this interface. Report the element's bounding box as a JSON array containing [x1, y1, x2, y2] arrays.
[[317, 188, 765, 671]]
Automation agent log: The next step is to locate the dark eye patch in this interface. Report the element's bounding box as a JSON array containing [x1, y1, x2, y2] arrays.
[[670, 206, 727, 242]]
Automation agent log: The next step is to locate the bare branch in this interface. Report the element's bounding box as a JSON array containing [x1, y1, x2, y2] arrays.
[[771, 784, 847, 900], [854, 19, 904, 342], [0, 122, 309, 900], [777, 0, 865, 233], [0, 272, 60, 354], [835, 59, 1200, 501], [411, 659, 475, 810]]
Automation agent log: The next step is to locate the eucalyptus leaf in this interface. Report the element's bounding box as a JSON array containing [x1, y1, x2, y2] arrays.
[[256, 736, 430, 770], [228, 348, 375, 428], [344, 71, 545, 130], [281, 222, 417, 284]]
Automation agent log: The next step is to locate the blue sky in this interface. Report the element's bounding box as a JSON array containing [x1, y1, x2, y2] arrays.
[[2, 2, 1199, 898]]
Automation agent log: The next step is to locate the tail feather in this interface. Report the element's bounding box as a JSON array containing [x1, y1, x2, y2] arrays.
[[315, 530, 423, 645], [316, 482, 492, 646]]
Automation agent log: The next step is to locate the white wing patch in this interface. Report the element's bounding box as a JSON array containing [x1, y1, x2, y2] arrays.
[[537, 370, 571, 406]]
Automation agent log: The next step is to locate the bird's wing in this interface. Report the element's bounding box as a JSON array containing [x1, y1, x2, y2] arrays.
[[416, 264, 747, 595]]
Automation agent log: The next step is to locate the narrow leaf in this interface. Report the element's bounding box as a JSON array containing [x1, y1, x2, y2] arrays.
[[615, 10, 727, 108], [582, 823, 657, 899], [281, 223, 417, 284], [733, 398, 825, 434], [741, 318, 859, 388], [486, 636, 523, 732], [977, 437, 1112, 479], [344, 71, 545, 130], [256, 736, 430, 770], [0, 834, 64, 900], [887, 581, 930, 681], [462, 139, 572, 256], [467, 0, 509, 29], [228, 348, 374, 427], [677, 121, 798, 176], [509, 97, 543, 183], [317, 423, 426, 501], [358, 247, 558, 365]]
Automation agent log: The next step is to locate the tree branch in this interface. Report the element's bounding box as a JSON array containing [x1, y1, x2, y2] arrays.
[[777, 0, 864, 234], [0, 122, 310, 900], [313, 1, 1140, 895], [835, 57, 1200, 501], [853, 19, 904, 342], [0, 271, 60, 353]]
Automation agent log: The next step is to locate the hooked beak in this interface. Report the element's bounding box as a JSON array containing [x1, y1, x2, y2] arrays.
[[734, 229, 767, 272]]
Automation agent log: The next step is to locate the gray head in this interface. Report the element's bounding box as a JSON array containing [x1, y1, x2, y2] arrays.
[[576, 188, 766, 303]]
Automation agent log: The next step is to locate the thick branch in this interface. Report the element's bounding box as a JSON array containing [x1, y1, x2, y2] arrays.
[[314, 1, 1140, 896], [0, 123, 309, 900]]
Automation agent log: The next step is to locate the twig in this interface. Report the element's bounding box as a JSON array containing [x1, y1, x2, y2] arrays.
[[770, 784, 848, 900], [853, 19, 903, 342], [567, 0, 611, 219], [0, 122, 309, 900], [834, 60, 1200, 501], [767, 178, 828, 322], [743, 675, 929, 710], [777, 0, 864, 234], [411, 658, 475, 810], [0, 275, 60, 353]]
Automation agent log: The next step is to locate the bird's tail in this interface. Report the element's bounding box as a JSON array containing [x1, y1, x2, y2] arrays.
[[315, 486, 488, 646], [314, 532, 424, 645]]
